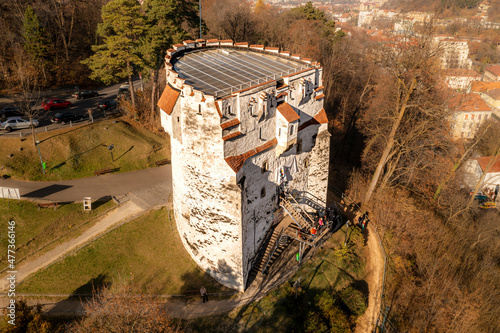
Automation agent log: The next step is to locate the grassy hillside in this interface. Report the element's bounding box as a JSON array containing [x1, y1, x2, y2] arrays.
[[18, 208, 232, 296], [0, 118, 170, 181], [0, 199, 115, 272]]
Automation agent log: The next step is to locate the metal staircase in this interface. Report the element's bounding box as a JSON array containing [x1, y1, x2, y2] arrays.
[[280, 192, 315, 230], [247, 191, 334, 285]]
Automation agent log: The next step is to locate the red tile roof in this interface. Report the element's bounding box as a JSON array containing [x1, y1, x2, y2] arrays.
[[485, 65, 500, 77], [215, 102, 222, 118], [157, 84, 180, 115], [276, 91, 288, 98], [314, 94, 325, 100], [222, 131, 242, 141], [298, 108, 328, 131], [234, 42, 248, 46], [225, 138, 278, 173], [486, 88, 500, 100], [314, 86, 324, 92], [220, 39, 234, 43], [470, 81, 500, 93], [449, 93, 491, 112], [477, 156, 500, 173], [277, 102, 300, 122], [314, 108, 328, 124], [207, 39, 219, 43], [220, 118, 241, 129]]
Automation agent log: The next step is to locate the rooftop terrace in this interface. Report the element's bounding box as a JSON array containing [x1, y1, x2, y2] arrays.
[[171, 48, 309, 97]]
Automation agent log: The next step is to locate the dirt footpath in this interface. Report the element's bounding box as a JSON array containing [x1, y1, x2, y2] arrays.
[[355, 224, 385, 333]]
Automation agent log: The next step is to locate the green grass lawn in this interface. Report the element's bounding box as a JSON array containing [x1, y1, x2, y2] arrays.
[[185, 227, 368, 333], [0, 199, 115, 272], [0, 117, 170, 181], [18, 208, 232, 296]]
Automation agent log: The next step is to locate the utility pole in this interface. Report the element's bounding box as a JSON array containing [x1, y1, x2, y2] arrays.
[[199, 0, 202, 39], [344, 220, 350, 246], [34, 131, 45, 174], [108, 144, 114, 162]]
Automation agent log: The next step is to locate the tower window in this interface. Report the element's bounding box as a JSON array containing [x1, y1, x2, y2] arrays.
[[289, 125, 294, 135], [261, 161, 269, 174], [297, 140, 302, 153], [198, 104, 202, 114], [261, 187, 266, 198]]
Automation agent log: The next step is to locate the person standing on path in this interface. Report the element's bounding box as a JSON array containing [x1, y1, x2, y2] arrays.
[[200, 286, 208, 303], [88, 108, 93, 123]]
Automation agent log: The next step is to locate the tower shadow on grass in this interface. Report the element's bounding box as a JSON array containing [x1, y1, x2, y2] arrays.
[[46, 274, 110, 317], [178, 260, 235, 300], [71, 273, 111, 296], [50, 144, 107, 170]]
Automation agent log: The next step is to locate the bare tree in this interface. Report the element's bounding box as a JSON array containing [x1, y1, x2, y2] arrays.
[[359, 27, 452, 204], [11, 50, 46, 148], [68, 283, 180, 333]]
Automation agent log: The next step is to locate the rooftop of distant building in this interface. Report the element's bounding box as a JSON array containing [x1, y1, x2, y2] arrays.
[[170, 46, 310, 96]]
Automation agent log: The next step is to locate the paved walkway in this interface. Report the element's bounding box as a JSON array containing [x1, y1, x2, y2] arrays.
[[0, 165, 171, 203]]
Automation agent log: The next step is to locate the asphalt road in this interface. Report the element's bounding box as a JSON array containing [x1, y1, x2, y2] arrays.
[[0, 79, 141, 138], [0, 164, 172, 203]]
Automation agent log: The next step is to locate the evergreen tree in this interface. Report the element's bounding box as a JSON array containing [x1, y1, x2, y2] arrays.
[[22, 5, 50, 82], [140, 0, 199, 117], [290, 1, 327, 22], [82, 0, 145, 108]]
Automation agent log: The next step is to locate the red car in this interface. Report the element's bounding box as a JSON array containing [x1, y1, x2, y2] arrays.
[[41, 99, 73, 111]]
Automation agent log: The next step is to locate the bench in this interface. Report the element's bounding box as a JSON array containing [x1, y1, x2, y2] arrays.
[[154, 159, 170, 167], [94, 168, 113, 176], [37, 202, 59, 210]]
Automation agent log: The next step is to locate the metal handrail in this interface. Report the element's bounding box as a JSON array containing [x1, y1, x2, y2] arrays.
[[249, 218, 279, 271], [280, 203, 305, 230], [284, 192, 315, 227], [262, 227, 285, 274], [213, 65, 311, 97]]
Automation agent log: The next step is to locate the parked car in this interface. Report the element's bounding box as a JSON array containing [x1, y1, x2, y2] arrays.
[[0, 117, 39, 132], [479, 202, 496, 209], [97, 99, 117, 111], [50, 112, 83, 124], [473, 192, 489, 200], [0, 107, 23, 120], [41, 99, 73, 111], [73, 90, 99, 100]]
